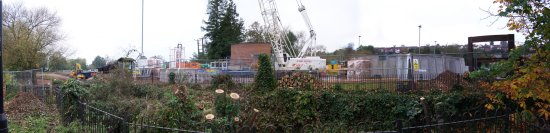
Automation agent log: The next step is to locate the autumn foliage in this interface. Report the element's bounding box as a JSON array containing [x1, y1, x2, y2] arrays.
[[479, 0, 550, 119]]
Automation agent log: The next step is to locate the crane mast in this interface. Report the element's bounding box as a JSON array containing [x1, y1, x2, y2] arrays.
[[258, 0, 326, 70], [258, 0, 295, 67]]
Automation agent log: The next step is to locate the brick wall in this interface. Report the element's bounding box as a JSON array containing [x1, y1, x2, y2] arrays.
[[230, 43, 271, 69]]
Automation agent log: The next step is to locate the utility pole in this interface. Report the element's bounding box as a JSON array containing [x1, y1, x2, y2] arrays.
[[197, 39, 200, 59], [418, 25, 422, 54], [0, 0, 8, 132], [141, 0, 144, 57]]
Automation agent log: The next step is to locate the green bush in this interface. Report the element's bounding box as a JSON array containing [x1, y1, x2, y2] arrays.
[[153, 92, 202, 130], [169, 72, 176, 84], [60, 79, 89, 124], [4, 73, 18, 101], [251, 89, 487, 130], [332, 84, 343, 91], [211, 74, 235, 90], [214, 92, 240, 119], [254, 54, 276, 92]]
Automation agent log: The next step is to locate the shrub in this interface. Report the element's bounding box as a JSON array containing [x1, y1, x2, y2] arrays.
[[169, 72, 176, 84], [211, 74, 235, 90], [154, 91, 202, 129], [4, 73, 18, 101], [332, 84, 343, 91], [60, 79, 89, 124], [214, 91, 240, 119], [254, 54, 276, 92]]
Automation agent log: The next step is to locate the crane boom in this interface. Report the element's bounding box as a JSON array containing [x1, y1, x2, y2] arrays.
[[296, 0, 317, 57], [258, 0, 326, 70], [258, 0, 296, 67]]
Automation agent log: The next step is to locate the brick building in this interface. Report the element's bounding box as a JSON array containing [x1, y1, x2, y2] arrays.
[[230, 43, 272, 70]]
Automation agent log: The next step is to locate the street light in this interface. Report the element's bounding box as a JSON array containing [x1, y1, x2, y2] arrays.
[[434, 41, 437, 55], [358, 35, 362, 46], [0, 0, 8, 132], [418, 25, 422, 54]]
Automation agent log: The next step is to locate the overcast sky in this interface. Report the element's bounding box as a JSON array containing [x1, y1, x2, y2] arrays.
[[6, 0, 523, 64]]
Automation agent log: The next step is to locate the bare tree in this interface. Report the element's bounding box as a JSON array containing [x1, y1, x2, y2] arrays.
[[2, 3, 64, 70]]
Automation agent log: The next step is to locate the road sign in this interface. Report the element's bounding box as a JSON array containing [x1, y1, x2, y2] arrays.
[[413, 59, 419, 71]]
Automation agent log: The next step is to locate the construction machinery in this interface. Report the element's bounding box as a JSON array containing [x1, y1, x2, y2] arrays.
[[258, 0, 326, 70], [70, 63, 96, 79]]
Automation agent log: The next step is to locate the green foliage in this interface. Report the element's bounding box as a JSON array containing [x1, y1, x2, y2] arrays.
[[253, 89, 487, 130], [49, 51, 70, 70], [356, 45, 377, 54], [169, 72, 176, 84], [4, 73, 18, 101], [60, 79, 88, 123], [154, 92, 202, 129], [214, 92, 240, 119], [68, 58, 88, 70], [91, 56, 107, 69], [9, 115, 93, 133], [332, 84, 343, 91], [211, 74, 236, 90], [481, 0, 550, 118], [244, 21, 267, 43], [254, 54, 276, 92], [9, 116, 50, 132], [52, 79, 64, 86], [202, 0, 245, 59], [2, 3, 63, 70]]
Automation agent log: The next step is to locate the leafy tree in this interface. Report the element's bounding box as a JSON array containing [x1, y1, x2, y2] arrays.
[[202, 0, 244, 59], [476, 0, 550, 119], [285, 31, 298, 55], [244, 21, 267, 43], [91, 56, 106, 69], [67, 58, 87, 70], [48, 51, 69, 70], [356, 45, 376, 54], [2, 3, 64, 70], [441, 44, 463, 54], [254, 54, 276, 92], [420, 44, 431, 54]]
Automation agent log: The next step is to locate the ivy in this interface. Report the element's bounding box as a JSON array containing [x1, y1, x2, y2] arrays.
[[60, 79, 89, 124]]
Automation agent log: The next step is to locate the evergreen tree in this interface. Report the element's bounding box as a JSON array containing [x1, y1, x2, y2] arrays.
[[91, 56, 107, 69], [254, 54, 276, 92], [202, 0, 244, 59]]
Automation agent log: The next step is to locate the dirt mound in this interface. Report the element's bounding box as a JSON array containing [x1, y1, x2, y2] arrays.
[[278, 72, 329, 89], [416, 71, 463, 91], [5, 92, 55, 121]]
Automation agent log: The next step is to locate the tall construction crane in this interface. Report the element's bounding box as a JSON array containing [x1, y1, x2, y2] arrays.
[[258, 0, 325, 70], [295, 0, 317, 57]]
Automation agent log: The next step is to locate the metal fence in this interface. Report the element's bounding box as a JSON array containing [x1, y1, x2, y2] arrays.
[[6, 80, 546, 132], [67, 100, 546, 133], [156, 70, 467, 92]]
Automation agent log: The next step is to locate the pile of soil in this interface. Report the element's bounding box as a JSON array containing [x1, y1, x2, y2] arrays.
[[5, 92, 55, 121], [278, 72, 329, 89], [416, 71, 463, 91]]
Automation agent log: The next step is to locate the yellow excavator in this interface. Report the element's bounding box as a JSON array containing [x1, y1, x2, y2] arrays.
[[70, 63, 95, 79]]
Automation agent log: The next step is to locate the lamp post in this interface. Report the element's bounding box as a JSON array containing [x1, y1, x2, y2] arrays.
[[418, 25, 422, 54], [140, 0, 145, 59], [358, 35, 362, 46], [0, 0, 8, 132], [434, 41, 437, 55]]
